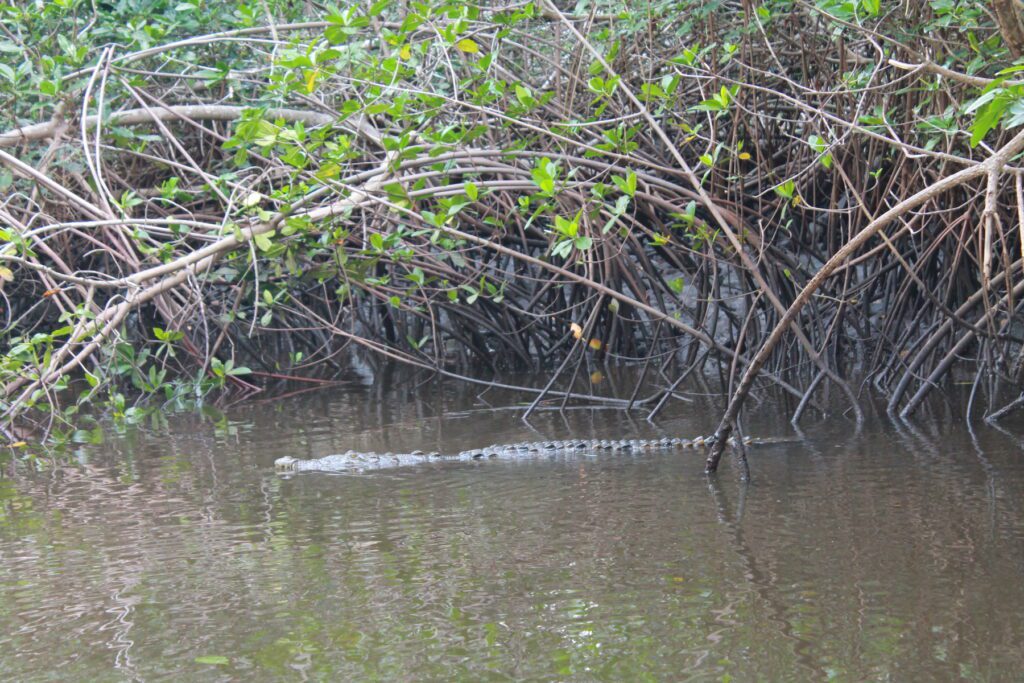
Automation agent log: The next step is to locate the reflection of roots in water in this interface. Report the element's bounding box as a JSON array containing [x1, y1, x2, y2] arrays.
[[3, 458, 265, 672], [706, 478, 824, 677]]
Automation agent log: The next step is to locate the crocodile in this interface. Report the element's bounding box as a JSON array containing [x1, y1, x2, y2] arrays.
[[274, 435, 754, 474]]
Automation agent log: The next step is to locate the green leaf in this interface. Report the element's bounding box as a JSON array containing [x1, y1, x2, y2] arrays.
[[530, 157, 557, 195], [775, 179, 796, 199], [690, 100, 722, 113], [464, 182, 478, 200], [965, 88, 999, 116], [253, 231, 275, 252], [681, 200, 697, 225], [614, 195, 631, 215], [194, 656, 229, 665], [552, 240, 573, 258], [612, 171, 637, 197], [1005, 99, 1024, 128], [808, 135, 832, 169], [970, 96, 1010, 147], [554, 214, 578, 237], [515, 84, 534, 107], [405, 267, 425, 286], [456, 38, 479, 54]]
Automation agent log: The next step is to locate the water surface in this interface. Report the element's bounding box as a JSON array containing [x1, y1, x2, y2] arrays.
[[2, 377, 1024, 680]]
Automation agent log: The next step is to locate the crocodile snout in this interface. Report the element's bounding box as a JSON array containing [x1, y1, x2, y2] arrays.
[[274, 456, 298, 472]]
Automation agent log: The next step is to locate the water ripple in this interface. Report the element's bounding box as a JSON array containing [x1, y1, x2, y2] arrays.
[[1, 402, 1023, 680]]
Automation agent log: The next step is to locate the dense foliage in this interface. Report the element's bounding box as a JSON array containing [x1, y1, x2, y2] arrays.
[[2, 0, 1024, 458]]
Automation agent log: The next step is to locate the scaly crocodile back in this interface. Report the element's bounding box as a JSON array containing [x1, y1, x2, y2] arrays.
[[274, 435, 757, 474]]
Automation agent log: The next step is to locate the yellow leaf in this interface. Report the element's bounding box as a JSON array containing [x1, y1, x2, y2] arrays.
[[570, 322, 583, 340], [588, 338, 603, 351], [399, 44, 412, 60], [305, 69, 317, 93], [738, 152, 751, 160], [7, 441, 26, 448], [456, 38, 479, 54], [0, 266, 12, 283], [590, 371, 604, 384]]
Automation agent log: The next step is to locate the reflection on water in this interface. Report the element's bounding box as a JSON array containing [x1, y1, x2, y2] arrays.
[[2, 375, 1024, 680]]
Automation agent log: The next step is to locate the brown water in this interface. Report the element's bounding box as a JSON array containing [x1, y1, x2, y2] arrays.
[[2, 376, 1024, 681]]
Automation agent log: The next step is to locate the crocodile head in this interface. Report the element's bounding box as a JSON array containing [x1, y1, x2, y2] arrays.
[[274, 456, 299, 472]]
